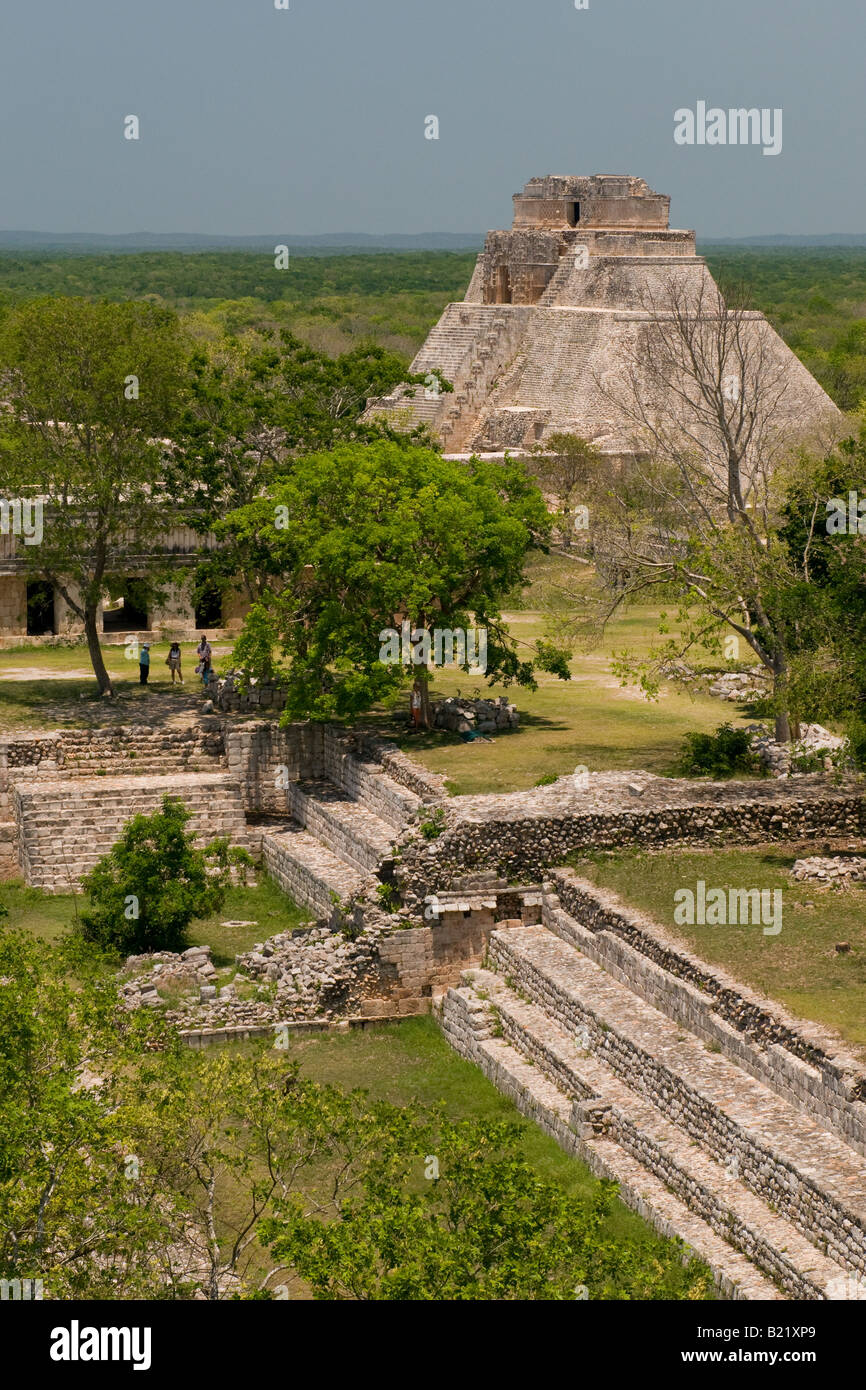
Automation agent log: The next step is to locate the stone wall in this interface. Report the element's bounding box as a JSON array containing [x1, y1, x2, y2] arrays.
[[372, 910, 534, 1007], [216, 674, 288, 713], [225, 722, 325, 813], [398, 783, 866, 891], [14, 772, 252, 892], [0, 575, 26, 636], [354, 732, 447, 803], [546, 871, 866, 1148], [225, 721, 446, 817], [487, 928, 866, 1278]]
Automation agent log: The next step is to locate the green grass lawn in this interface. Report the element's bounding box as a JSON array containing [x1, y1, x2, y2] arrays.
[[0, 874, 310, 962], [570, 844, 866, 1060], [219, 1018, 713, 1299], [370, 572, 757, 795], [0, 639, 231, 730]]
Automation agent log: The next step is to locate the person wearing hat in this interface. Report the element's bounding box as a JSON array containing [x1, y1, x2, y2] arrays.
[[139, 641, 151, 686]]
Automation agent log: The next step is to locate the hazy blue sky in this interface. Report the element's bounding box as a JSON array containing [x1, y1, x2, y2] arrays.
[[0, 0, 862, 237]]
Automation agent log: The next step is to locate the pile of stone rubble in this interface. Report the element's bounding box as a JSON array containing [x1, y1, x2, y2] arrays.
[[215, 670, 287, 712], [236, 924, 385, 1020], [790, 855, 866, 888], [708, 667, 772, 702], [661, 660, 770, 703], [120, 944, 219, 1009], [433, 695, 518, 735], [747, 723, 849, 777]]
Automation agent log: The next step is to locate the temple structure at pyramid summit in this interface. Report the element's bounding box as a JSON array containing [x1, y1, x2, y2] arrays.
[[364, 175, 840, 459]]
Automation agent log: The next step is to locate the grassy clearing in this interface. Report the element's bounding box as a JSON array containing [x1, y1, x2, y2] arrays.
[[0, 639, 232, 731], [569, 844, 866, 1060], [370, 556, 755, 794], [0, 874, 310, 962], [217, 1019, 713, 1299]]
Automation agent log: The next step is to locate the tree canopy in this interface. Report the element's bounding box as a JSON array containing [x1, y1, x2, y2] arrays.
[[222, 440, 563, 722]]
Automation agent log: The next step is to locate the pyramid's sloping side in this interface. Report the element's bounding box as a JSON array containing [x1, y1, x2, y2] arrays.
[[467, 306, 842, 456]]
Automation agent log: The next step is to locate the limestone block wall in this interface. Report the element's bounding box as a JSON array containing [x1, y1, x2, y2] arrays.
[[14, 772, 252, 892], [0, 735, 65, 871], [225, 722, 325, 813], [400, 789, 866, 891], [374, 914, 519, 1002], [0, 575, 27, 635], [486, 929, 866, 1278], [354, 732, 447, 803], [546, 871, 866, 1147]]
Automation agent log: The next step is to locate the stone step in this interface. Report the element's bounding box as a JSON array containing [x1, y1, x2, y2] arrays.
[[13, 772, 250, 892], [320, 751, 421, 831], [542, 891, 866, 1156], [287, 780, 397, 872], [488, 925, 866, 1281], [459, 968, 851, 1299], [262, 823, 367, 921], [439, 983, 781, 1301]]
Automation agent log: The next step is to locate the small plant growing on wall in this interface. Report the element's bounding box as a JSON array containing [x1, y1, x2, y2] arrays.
[[418, 807, 447, 840], [375, 881, 401, 912]]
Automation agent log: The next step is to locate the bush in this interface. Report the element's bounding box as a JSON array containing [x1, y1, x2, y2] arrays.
[[676, 723, 764, 779], [845, 719, 866, 771], [78, 795, 251, 955], [418, 807, 447, 840]]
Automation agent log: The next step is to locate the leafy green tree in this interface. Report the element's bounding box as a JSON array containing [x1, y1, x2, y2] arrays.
[[0, 928, 711, 1302], [0, 925, 180, 1299], [530, 432, 603, 548], [0, 298, 189, 693], [261, 1102, 710, 1301], [774, 431, 866, 753], [221, 440, 563, 724], [79, 795, 250, 954], [168, 332, 444, 613]]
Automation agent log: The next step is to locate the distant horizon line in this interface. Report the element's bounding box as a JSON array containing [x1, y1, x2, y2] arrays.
[[2, 229, 866, 251]]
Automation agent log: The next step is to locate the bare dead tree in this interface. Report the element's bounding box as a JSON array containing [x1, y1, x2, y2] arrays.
[[565, 272, 844, 741]]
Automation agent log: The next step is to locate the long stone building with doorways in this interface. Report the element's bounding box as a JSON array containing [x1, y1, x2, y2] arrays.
[[0, 515, 249, 647], [364, 173, 842, 457]]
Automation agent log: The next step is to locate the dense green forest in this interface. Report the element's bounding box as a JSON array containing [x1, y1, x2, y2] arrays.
[[0, 250, 478, 358], [704, 248, 866, 412], [0, 246, 864, 408]]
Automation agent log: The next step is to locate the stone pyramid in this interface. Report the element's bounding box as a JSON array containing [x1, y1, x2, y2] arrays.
[[364, 175, 840, 458]]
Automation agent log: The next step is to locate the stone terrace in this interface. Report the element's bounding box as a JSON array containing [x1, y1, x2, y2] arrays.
[[441, 888, 866, 1300], [400, 771, 866, 889], [14, 772, 251, 892]]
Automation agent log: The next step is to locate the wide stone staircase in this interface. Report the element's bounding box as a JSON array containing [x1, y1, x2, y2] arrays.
[[262, 758, 423, 921], [15, 771, 251, 892], [440, 894, 866, 1300]]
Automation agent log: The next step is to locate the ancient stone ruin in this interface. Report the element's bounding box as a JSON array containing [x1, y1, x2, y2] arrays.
[[4, 717, 866, 1299], [365, 174, 839, 456]]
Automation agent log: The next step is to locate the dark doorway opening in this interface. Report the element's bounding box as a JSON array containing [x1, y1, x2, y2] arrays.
[[494, 264, 511, 304], [26, 581, 55, 636], [194, 582, 223, 629], [569, 202, 580, 226], [102, 578, 150, 633]]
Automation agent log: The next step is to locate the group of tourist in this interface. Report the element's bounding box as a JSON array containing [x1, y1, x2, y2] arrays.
[[137, 636, 214, 691]]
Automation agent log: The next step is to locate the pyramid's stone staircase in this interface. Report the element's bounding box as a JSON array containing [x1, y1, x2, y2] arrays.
[[439, 890, 866, 1301], [263, 758, 423, 921]]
